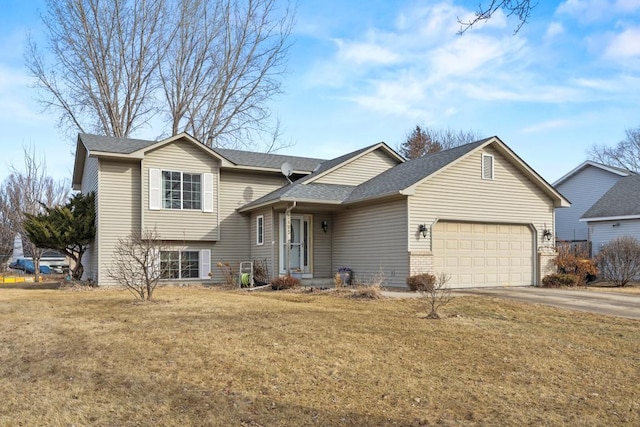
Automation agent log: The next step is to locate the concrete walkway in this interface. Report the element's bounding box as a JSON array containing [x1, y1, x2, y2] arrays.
[[382, 287, 640, 320]]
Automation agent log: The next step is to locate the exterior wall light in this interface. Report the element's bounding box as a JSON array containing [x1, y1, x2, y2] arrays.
[[418, 224, 428, 238], [321, 220, 329, 233]]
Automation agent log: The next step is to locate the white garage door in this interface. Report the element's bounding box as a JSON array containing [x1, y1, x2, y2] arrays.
[[432, 222, 533, 288]]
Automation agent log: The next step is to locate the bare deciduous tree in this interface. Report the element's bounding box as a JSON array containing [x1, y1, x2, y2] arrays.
[[27, 0, 293, 150], [107, 228, 166, 301], [588, 126, 640, 172], [458, 0, 535, 34], [162, 0, 293, 149], [398, 126, 481, 160], [1, 148, 70, 281], [26, 0, 164, 137], [418, 273, 452, 319], [597, 237, 640, 288]]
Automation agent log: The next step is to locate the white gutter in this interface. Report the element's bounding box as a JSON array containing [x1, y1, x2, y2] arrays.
[[579, 214, 640, 222]]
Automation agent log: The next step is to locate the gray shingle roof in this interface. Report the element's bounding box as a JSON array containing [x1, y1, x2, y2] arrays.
[[582, 174, 640, 219], [345, 139, 488, 202], [79, 133, 157, 154], [79, 133, 325, 172], [241, 139, 490, 210], [212, 147, 323, 172], [243, 183, 356, 209]]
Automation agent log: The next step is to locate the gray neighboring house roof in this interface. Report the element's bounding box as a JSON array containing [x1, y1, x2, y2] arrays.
[[581, 174, 640, 220]]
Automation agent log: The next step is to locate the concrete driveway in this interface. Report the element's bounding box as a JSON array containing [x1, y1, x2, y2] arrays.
[[454, 287, 640, 320]]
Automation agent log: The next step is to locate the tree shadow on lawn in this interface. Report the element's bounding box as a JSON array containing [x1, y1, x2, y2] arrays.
[[0, 282, 63, 290]]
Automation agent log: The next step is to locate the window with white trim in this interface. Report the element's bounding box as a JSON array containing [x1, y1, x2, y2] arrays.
[[162, 171, 201, 209], [482, 154, 494, 180], [160, 250, 200, 279], [256, 215, 264, 246]]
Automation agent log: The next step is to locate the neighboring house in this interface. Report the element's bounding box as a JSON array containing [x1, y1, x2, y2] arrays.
[[72, 133, 568, 289], [581, 174, 640, 255], [9, 233, 69, 272], [553, 161, 635, 242]]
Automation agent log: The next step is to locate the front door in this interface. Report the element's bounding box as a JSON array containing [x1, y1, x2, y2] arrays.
[[279, 214, 311, 276]]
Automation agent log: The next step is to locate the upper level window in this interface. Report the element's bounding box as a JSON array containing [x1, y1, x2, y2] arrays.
[[482, 154, 494, 180], [256, 215, 264, 245], [162, 171, 201, 210]]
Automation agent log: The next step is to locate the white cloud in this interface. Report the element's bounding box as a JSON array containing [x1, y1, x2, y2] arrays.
[[604, 27, 640, 59], [522, 119, 573, 133], [545, 22, 565, 39], [334, 39, 401, 65], [557, 0, 640, 21]]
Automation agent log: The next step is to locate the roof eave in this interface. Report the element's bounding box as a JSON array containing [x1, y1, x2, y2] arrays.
[[553, 161, 633, 187], [71, 136, 87, 190], [238, 197, 345, 213], [223, 164, 314, 175], [346, 190, 407, 205], [579, 214, 640, 222]]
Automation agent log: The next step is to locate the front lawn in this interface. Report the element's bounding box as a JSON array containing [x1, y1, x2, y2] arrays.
[[0, 286, 638, 426]]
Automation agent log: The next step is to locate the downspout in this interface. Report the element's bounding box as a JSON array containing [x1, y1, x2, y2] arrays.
[[284, 202, 297, 276]]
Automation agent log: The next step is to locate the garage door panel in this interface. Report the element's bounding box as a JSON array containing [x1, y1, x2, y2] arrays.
[[433, 221, 533, 288]]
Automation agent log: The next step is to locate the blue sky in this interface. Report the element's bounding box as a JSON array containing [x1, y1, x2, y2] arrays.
[[1, 0, 639, 184]]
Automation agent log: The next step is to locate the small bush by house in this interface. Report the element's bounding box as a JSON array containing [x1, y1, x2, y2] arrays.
[[406, 273, 436, 292], [270, 275, 301, 290], [596, 236, 640, 287], [541, 273, 579, 288], [554, 246, 597, 286]]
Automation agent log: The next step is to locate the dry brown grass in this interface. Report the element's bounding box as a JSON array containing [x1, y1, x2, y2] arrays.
[[587, 282, 640, 294], [1, 286, 638, 426]]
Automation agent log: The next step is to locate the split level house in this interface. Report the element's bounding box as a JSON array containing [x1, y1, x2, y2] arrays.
[[72, 133, 569, 289]]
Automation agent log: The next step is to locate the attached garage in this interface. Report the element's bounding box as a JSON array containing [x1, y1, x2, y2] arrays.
[[432, 221, 534, 288]]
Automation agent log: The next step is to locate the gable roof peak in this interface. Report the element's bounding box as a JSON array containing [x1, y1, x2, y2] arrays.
[[553, 160, 636, 187]]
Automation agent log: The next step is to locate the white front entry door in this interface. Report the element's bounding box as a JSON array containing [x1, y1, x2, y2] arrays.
[[279, 214, 311, 275]]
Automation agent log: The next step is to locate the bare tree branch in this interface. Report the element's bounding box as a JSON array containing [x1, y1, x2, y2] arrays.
[[0, 147, 71, 277], [588, 126, 640, 172], [458, 0, 536, 35], [27, 0, 294, 152], [26, 0, 164, 137], [398, 126, 482, 160]]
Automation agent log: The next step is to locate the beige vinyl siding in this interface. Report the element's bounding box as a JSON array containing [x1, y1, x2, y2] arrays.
[[142, 139, 220, 240], [312, 214, 333, 278], [315, 149, 399, 185], [80, 155, 99, 281], [409, 145, 554, 254], [212, 170, 286, 283], [97, 159, 141, 286], [332, 198, 409, 287], [250, 208, 276, 281]]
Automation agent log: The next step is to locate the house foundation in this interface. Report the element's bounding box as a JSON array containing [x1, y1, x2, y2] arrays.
[[409, 251, 434, 277], [537, 247, 557, 285]]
